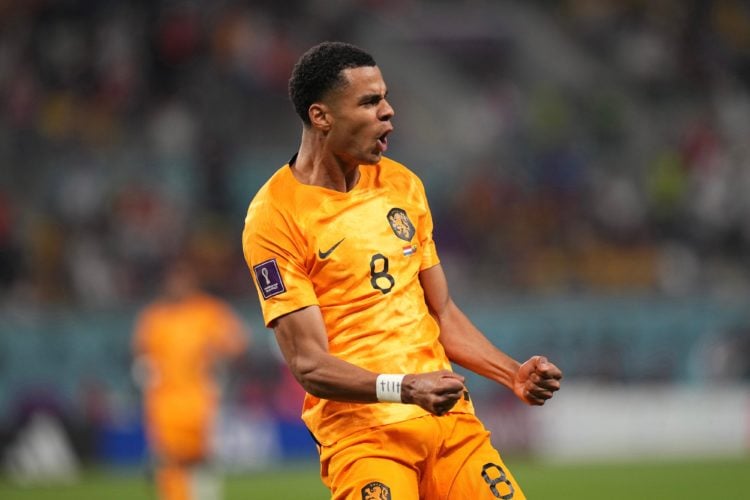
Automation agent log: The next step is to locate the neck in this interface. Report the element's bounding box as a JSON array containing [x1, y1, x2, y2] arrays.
[[292, 129, 361, 192]]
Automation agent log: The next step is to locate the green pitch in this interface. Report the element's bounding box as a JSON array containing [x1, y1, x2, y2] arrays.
[[1, 456, 748, 499]]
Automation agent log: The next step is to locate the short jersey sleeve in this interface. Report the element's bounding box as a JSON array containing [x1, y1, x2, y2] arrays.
[[242, 194, 318, 326]]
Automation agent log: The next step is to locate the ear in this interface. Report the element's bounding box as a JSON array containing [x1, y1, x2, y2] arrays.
[[308, 103, 332, 132]]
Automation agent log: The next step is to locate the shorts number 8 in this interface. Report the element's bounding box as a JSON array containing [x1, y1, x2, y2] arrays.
[[481, 463, 514, 499]]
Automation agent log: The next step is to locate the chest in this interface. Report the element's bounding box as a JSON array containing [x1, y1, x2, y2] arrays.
[[301, 189, 425, 296]]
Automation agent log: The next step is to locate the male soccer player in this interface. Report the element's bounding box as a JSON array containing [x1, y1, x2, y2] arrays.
[[132, 259, 250, 500], [242, 41, 562, 499]]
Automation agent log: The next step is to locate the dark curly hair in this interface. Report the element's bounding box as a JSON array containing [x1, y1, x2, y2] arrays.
[[288, 41, 377, 125]]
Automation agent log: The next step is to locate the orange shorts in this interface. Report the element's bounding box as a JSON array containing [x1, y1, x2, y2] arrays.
[[149, 422, 209, 463], [319, 412, 525, 500], [145, 395, 216, 464]]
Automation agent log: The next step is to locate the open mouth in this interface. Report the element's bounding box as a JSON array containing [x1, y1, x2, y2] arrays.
[[377, 131, 390, 152]]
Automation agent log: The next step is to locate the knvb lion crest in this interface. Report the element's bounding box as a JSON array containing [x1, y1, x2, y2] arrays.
[[361, 481, 391, 500], [387, 208, 415, 242]]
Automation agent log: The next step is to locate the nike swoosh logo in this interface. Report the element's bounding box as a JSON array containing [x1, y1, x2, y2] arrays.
[[318, 238, 345, 259]]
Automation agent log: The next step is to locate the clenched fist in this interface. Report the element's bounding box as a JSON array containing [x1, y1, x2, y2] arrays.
[[513, 356, 562, 405], [401, 370, 466, 415]]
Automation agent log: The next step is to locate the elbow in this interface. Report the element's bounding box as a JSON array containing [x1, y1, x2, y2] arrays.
[[288, 355, 327, 397]]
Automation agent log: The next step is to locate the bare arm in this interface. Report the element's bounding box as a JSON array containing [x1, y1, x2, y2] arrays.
[[420, 264, 562, 405], [272, 305, 377, 402], [273, 305, 466, 414]]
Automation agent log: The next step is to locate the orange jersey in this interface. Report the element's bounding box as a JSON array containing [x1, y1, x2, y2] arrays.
[[242, 156, 473, 445], [132, 292, 248, 456]]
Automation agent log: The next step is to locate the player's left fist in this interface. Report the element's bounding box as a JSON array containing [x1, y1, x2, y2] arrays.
[[513, 355, 562, 406]]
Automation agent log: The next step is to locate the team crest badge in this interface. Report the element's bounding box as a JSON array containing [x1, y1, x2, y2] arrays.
[[361, 481, 391, 500], [387, 208, 415, 242]]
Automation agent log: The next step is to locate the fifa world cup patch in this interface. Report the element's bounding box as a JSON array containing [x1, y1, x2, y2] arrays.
[[253, 258, 286, 300], [387, 207, 415, 241], [361, 481, 391, 500]]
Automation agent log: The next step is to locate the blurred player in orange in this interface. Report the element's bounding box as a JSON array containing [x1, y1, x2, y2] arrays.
[[242, 42, 563, 499], [132, 257, 250, 500]]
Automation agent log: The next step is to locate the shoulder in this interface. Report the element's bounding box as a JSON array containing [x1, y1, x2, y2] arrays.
[[379, 156, 419, 179], [377, 156, 428, 196], [247, 166, 291, 212], [244, 166, 294, 231]]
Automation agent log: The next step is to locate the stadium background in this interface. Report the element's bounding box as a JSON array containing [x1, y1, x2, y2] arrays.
[[1, 0, 749, 498]]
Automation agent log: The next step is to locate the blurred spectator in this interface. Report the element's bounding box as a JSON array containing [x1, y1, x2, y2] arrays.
[[0, 192, 21, 290], [0, 0, 749, 302]]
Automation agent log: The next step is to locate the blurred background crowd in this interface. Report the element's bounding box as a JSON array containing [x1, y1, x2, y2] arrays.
[[2, 0, 750, 307], [1, 0, 750, 475]]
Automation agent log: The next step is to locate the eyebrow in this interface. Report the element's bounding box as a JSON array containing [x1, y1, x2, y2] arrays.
[[358, 90, 388, 105]]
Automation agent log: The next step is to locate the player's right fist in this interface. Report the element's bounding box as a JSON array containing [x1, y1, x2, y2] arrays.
[[401, 370, 466, 416]]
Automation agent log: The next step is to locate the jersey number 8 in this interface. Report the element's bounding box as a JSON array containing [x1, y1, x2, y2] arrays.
[[369, 254, 395, 294]]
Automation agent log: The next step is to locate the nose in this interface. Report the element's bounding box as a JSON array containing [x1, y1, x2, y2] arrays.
[[379, 98, 395, 121]]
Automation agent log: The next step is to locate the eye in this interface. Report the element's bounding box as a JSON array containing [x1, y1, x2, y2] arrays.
[[361, 95, 382, 107]]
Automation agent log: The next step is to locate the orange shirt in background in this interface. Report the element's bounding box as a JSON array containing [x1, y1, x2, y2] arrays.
[[133, 292, 248, 460]]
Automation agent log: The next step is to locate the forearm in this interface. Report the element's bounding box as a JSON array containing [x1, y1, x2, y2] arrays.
[[273, 305, 466, 413], [420, 265, 561, 405], [290, 350, 379, 402], [291, 350, 466, 414], [438, 301, 520, 389], [273, 306, 384, 402], [438, 303, 565, 406]]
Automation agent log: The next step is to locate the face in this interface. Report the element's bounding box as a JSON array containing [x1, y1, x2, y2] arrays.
[[320, 65, 395, 166]]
